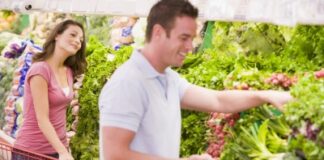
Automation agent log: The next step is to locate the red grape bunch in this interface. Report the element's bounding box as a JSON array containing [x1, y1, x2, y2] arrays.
[[314, 69, 324, 79], [265, 73, 297, 89], [206, 112, 240, 158]]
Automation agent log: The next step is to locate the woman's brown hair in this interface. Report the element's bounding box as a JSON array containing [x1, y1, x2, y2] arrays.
[[33, 19, 87, 77]]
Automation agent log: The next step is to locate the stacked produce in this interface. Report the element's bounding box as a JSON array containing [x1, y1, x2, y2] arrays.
[[314, 69, 324, 79], [265, 73, 298, 89], [14, 18, 318, 159], [2, 40, 42, 138], [1, 38, 26, 59], [0, 39, 25, 133], [175, 22, 324, 159], [206, 113, 240, 158], [0, 32, 20, 53], [220, 104, 291, 159], [70, 36, 132, 159], [0, 57, 17, 128], [72, 15, 113, 47], [27, 13, 71, 43], [178, 51, 233, 157], [109, 16, 138, 50], [0, 32, 21, 139], [66, 74, 85, 145], [0, 11, 17, 32], [284, 70, 324, 159], [131, 18, 147, 48]]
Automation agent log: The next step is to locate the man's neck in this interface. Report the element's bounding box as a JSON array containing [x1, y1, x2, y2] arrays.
[[141, 45, 167, 74]]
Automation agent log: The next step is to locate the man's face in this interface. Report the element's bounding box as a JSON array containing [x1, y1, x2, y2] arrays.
[[160, 16, 197, 67]]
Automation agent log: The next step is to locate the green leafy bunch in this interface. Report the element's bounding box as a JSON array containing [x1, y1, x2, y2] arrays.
[[179, 49, 236, 157], [285, 74, 324, 159], [70, 36, 132, 159]]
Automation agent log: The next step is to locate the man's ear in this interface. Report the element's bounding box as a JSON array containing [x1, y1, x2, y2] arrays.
[[151, 24, 166, 41]]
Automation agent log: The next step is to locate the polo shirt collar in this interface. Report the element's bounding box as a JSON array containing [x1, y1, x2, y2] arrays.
[[131, 50, 170, 79]]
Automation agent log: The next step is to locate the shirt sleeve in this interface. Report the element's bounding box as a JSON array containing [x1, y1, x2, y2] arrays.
[[178, 76, 191, 100], [99, 79, 146, 132], [26, 62, 51, 85], [168, 69, 191, 100]]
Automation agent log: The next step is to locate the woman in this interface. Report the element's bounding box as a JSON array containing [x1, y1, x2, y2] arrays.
[[13, 20, 87, 160]]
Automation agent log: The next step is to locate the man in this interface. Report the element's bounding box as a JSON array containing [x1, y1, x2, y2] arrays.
[[99, 0, 293, 160]]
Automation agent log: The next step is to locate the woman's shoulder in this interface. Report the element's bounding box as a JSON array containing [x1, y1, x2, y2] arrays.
[[30, 61, 49, 68], [28, 61, 51, 75], [31, 61, 48, 66]]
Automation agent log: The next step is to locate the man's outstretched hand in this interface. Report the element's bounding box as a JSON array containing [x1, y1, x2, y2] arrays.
[[262, 91, 293, 111]]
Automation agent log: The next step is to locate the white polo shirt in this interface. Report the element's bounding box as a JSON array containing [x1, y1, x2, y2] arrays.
[[99, 50, 190, 159]]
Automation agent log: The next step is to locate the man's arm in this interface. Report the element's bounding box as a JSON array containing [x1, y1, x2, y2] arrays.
[[103, 127, 198, 160], [181, 85, 292, 112], [102, 126, 167, 160]]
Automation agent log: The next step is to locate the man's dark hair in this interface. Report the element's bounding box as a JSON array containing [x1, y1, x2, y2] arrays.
[[145, 0, 198, 42]]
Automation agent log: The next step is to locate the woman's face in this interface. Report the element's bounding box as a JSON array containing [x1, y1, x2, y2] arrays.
[[55, 25, 84, 56]]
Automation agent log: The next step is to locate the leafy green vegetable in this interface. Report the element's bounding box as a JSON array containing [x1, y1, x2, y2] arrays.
[[285, 74, 324, 159], [70, 36, 132, 159]]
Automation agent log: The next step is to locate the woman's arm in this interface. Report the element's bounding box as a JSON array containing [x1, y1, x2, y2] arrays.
[[30, 75, 73, 160]]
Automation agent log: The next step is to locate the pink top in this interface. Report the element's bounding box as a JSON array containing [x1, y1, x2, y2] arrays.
[[14, 61, 74, 154]]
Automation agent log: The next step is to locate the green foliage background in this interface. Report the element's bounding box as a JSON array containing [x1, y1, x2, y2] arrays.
[[70, 22, 324, 159]]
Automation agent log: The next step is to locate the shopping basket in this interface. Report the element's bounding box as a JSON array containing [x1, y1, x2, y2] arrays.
[[0, 141, 57, 160]]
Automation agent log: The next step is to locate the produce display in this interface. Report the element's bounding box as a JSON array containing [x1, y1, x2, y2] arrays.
[[1, 40, 42, 138], [206, 113, 240, 157], [177, 22, 323, 159], [70, 36, 132, 159], [0, 32, 20, 54], [27, 13, 70, 43], [68, 22, 323, 159], [0, 57, 17, 128], [0, 11, 17, 32], [285, 71, 324, 159], [66, 74, 84, 145], [0, 38, 24, 130], [109, 16, 138, 50]]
